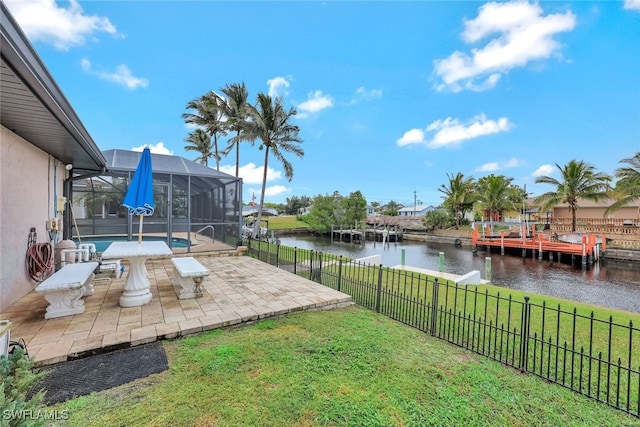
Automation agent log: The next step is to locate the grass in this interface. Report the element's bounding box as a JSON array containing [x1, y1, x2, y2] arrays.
[[47, 307, 640, 426], [249, 241, 640, 368], [245, 242, 640, 413], [324, 263, 640, 397], [260, 215, 310, 231]]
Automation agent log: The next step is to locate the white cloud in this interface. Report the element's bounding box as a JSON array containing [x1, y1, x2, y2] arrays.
[[624, 0, 640, 11], [349, 86, 383, 104], [297, 90, 334, 118], [476, 157, 521, 172], [396, 129, 426, 147], [433, 1, 576, 92], [267, 77, 291, 97], [425, 114, 512, 148], [477, 162, 500, 172], [263, 185, 290, 197], [220, 163, 282, 185], [4, 0, 120, 51], [504, 157, 521, 168], [81, 58, 148, 89], [533, 164, 555, 177], [132, 142, 173, 155]]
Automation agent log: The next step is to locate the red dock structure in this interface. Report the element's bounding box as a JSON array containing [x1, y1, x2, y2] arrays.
[[472, 224, 606, 265]]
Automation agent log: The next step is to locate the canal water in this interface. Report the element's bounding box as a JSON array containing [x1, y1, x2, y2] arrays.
[[277, 235, 640, 315]]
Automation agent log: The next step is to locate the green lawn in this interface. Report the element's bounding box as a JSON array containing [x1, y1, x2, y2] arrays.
[[260, 215, 310, 230], [48, 307, 639, 426]]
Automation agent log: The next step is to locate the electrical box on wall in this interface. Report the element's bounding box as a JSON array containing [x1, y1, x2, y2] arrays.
[[46, 218, 61, 231]]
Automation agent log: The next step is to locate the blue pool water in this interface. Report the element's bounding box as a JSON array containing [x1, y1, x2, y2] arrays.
[[74, 236, 189, 253]]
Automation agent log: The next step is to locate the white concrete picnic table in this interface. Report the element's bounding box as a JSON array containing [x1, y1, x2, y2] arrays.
[[101, 241, 172, 307]]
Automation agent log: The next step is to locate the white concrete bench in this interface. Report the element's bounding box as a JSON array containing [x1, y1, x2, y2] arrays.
[[35, 261, 99, 319], [171, 257, 208, 299], [454, 270, 481, 285]]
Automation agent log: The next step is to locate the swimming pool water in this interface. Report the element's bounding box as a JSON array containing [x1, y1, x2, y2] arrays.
[[74, 236, 189, 253]]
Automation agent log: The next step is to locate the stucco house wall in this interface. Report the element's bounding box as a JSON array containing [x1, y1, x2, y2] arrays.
[[0, 126, 67, 311], [551, 200, 638, 223]]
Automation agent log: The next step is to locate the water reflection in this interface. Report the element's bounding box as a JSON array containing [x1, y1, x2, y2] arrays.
[[278, 236, 640, 314]]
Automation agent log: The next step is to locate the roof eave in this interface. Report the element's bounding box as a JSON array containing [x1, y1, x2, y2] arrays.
[[0, 2, 106, 172]]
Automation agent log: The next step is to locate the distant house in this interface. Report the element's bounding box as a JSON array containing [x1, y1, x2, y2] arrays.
[[515, 197, 638, 225], [298, 206, 312, 215], [242, 207, 279, 218], [398, 205, 435, 217], [366, 205, 377, 216], [546, 198, 638, 225]]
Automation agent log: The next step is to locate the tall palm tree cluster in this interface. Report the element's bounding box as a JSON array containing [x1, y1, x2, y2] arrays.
[[438, 152, 640, 232], [182, 82, 304, 237]]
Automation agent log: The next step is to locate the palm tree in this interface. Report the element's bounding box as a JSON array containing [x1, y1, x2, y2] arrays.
[[218, 82, 251, 178], [475, 175, 521, 222], [182, 91, 227, 170], [184, 129, 213, 166], [438, 172, 476, 229], [605, 152, 640, 219], [244, 93, 303, 237], [534, 160, 611, 232]]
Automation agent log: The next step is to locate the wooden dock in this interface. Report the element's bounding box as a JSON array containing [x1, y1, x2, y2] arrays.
[[331, 226, 402, 244], [472, 224, 606, 265]]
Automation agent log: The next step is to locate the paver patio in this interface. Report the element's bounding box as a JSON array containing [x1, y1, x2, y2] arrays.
[[0, 254, 353, 366]]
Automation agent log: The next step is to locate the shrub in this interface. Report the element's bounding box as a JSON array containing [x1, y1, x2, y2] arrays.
[[1, 347, 45, 427]]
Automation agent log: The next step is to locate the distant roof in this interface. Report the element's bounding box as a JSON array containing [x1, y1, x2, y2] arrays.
[[0, 3, 106, 172], [242, 207, 279, 217], [102, 149, 239, 183], [398, 205, 434, 213]]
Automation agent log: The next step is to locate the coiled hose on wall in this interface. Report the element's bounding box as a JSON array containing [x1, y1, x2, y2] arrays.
[[25, 230, 53, 282]]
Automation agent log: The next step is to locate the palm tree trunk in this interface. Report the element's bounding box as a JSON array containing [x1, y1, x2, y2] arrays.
[[234, 130, 240, 221], [254, 147, 270, 239], [235, 131, 240, 178], [214, 135, 220, 171]]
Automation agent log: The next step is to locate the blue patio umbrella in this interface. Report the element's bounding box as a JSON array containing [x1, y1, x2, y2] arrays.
[[122, 148, 155, 243]]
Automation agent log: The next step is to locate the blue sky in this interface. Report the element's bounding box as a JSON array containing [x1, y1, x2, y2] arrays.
[[5, 0, 640, 207]]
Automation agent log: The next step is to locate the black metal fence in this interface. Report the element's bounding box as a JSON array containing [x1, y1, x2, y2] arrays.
[[246, 239, 640, 418]]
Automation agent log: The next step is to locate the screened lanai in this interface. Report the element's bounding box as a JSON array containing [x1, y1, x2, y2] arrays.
[[63, 149, 242, 253]]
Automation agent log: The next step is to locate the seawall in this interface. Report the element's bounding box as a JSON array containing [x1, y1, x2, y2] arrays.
[[275, 230, 640, 262], [404, 233, 640, 262]]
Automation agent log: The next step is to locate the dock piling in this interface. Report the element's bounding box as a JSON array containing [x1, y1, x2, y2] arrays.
[[485, 257, 492, 282]]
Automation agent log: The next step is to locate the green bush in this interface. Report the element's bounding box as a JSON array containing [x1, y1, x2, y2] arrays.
[[1, 347, 45, 427]]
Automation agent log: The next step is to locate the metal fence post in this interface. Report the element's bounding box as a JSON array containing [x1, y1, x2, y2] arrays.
[[316, 251, 323, 283], [337, 256, 343, 292], [519, 296, 531, 372], [310, 250, 314, 279], [293, 247, 297, 275], [376, 264, 383, 313], [430, 278, 439, 336]]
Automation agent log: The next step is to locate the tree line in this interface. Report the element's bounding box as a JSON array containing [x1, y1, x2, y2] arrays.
[[183, 83, 303, 238], [435, 154, 639, 232], [182, 89, 638, 236], [286, 153, 640, 234]]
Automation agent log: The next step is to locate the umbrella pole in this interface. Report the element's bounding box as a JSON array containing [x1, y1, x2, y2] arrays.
[[138, 215, 144, 243]]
